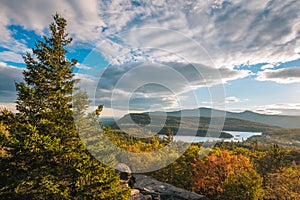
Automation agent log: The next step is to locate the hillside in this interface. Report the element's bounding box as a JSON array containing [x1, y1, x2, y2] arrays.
[[248, 128, 300, 148], [149, 107, 300, 128], [110, 113, 279, 138]]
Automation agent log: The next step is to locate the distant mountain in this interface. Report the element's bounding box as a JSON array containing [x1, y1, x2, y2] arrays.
[[149, 107, 300, 128], [99, 117, 119, 126], [111, 112, 280, 138]]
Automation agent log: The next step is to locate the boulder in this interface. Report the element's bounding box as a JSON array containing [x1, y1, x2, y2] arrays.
[[130, 174, 209, 200], [115, 163, 135, 187]]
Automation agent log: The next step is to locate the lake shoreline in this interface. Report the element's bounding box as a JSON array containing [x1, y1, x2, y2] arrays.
[[160, 131, 262, 143]]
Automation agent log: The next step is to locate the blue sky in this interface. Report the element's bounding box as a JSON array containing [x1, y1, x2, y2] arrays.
[[0, 0, 300, 117]]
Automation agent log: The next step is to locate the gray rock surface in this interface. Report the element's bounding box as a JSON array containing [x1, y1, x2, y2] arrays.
[[130, 174, 209, 200], [116, 163, 135, 187], [116, 163, 132, 173]]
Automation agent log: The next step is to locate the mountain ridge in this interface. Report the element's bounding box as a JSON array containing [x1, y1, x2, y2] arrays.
[[111, 113, 280, 138], [146, 107, 300, 129]]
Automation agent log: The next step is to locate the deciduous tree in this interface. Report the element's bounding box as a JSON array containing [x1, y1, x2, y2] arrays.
[[192, 149, 262, 199], [265, 166, 300, 200]]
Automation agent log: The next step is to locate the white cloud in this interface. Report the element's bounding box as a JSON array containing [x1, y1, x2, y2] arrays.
[[1, 0, 300, 67], [0, 103, 17, 113], [0, 12, 11, 41], [252, 103, 300, 116], [94, 0, 300, 67], [74, 73, 98, 99], [0, 0, 104, 38], [0, 9, 30, 63], [75, 63, 92, 70], [261, 64, 275, 70], [1, 0, 300, 115], [225, 96, 250, 108], [78, 62, 250, 111], [256, 67, 300, 84], [0, 0, 106, 60], [225, 96, 241, 103], [0, 51, 23, 63]]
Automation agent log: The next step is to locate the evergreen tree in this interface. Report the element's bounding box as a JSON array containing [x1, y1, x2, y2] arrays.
[[16, 13, 77, 137], [0, 14, 130, 199]]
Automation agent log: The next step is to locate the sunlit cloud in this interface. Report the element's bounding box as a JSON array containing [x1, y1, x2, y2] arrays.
[[1, 0, 300, 116], [1, 0, 300, 67], [75, 62, 250, 111]]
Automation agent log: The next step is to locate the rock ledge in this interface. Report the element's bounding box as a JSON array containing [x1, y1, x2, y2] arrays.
[[130, 174, 209, 200]]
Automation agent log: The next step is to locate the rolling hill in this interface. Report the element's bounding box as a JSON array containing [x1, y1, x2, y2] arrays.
[[110, 112, 280, 138], [149, 107, 300, 128]]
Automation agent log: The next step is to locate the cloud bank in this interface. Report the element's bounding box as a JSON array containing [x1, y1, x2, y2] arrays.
[[1, 0, 300, 115], [77, 62, 250, 111], [252, 103, 300, 116], [1, 0, 300, 67]]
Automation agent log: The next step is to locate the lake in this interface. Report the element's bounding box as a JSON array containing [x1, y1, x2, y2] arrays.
[[172, 131, 262, 143]]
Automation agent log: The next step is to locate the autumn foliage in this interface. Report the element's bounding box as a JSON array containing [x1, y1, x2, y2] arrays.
[[191, 149, 264, 199]]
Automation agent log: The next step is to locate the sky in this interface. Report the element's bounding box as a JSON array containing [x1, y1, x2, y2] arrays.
[[0, 0, 300, 117]]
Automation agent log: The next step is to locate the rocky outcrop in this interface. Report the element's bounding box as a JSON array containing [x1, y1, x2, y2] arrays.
[[115, 163, 209, 199], [130, 174, 209, 200], [115, 163, 135, 188]]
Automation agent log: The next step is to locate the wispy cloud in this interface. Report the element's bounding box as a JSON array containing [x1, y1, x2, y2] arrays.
[[95, 0, 300, 67], [0, 11, 29, 63], [0, 51, 24, 63], [0, 0, 104, 63], [1, 0, 300, 67], [252, 103, 300, 116], [225, 96, 241, 103], [1, 0, 300, 115], [75, 63, 92, 70]]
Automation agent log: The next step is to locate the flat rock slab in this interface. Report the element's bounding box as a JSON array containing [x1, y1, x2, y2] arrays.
[[131, 174, 209, 200]]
